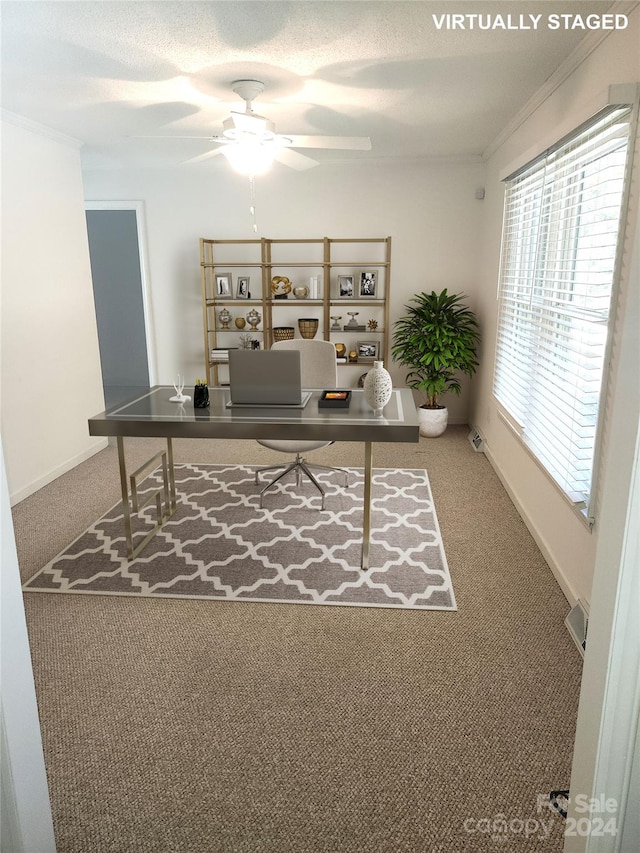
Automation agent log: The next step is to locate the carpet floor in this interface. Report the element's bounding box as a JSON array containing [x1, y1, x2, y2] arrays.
[[15, 428, 583, 852]]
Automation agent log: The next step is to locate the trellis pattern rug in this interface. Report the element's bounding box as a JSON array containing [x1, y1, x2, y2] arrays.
[[23, 464, 456, 611]]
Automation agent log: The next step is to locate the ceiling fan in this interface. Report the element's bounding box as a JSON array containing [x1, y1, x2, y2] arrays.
[[172, 80, 372, 174]]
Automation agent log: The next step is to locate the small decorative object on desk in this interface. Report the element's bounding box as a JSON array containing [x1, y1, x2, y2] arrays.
[[363, 360, 392, 414], [170, 374, 191, 403], [318, 390, 351, 409], [334, 343, 347, 358], [298, 318, 318, 339], [193, 379, 210, 408]]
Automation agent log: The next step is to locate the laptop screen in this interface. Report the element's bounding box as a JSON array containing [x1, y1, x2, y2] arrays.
[[228, 349, 305, 406]]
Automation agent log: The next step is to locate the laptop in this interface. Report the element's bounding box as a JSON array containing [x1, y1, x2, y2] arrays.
[[227, 349, 312, 408]]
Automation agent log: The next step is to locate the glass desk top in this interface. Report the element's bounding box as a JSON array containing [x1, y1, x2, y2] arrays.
[[89, 386, 419, 443]]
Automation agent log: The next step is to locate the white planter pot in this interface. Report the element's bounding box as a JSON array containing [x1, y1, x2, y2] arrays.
[[417, 406, 448, 437]]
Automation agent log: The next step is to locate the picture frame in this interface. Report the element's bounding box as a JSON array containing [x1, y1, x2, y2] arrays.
[[359, 271, 377, 298], [357, 340, 379, 362], [235, 276, 250, 299], [215, 273, 232, 297], [337, 274, 354, 298]]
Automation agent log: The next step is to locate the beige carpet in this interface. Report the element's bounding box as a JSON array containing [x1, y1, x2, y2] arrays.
[[15, 427, 583, 852]]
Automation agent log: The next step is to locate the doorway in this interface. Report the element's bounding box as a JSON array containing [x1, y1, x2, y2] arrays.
[[85, 202, 155, 408]]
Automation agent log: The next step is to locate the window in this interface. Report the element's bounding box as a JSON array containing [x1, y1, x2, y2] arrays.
[[494, 106, 633, 523]]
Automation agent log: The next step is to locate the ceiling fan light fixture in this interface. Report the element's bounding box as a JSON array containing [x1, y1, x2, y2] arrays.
[[220, 140, 276, 176], [223, 114, 276, 141]]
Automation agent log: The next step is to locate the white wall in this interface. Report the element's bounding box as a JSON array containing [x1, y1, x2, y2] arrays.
[[1, 439, 56, 852], [470, 13, 640, 606], [1, 114, 106, 503], [83, 156, 485, 423]]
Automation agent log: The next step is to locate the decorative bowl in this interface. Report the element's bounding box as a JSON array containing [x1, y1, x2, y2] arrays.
[[293, 285, 309, 299], [298, 318, 318, 339], [272, 326, 295, 342]]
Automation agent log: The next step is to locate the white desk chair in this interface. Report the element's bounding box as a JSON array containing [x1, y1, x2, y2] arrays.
[[255, 339, 348, 509]]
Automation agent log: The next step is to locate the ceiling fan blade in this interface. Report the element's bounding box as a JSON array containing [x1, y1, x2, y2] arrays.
[[272, 147, 319, 171], [131, 135, 221, 140], [180, 147, 224, 165], [280, 135, 372, 151]]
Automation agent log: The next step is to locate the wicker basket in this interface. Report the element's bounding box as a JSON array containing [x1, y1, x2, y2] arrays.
[[297, 318, 319, 340], [272, 326, 295, 342]]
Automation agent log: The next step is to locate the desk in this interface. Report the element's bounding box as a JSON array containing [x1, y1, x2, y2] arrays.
[[88, 386, 419, 569]]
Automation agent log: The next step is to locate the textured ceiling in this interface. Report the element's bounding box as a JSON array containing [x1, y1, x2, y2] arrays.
[[0, 0, 617, 169]]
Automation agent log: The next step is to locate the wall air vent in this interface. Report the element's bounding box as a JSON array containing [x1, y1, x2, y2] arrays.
[[468, 427, 485, 452], [565, 600, 589, 657]]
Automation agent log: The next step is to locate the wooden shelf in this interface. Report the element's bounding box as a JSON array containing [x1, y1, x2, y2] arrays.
[[200, 236, 392, 387]]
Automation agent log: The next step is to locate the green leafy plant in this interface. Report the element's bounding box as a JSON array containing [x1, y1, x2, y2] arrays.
[[392, 289, 480, 409]]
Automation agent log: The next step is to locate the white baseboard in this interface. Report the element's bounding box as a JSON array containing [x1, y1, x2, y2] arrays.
[[10, 439, 109, 506], [484, 445, 579, 607]]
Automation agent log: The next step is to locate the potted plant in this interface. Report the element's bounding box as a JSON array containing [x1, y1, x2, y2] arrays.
[[391, 289, 480, 436]]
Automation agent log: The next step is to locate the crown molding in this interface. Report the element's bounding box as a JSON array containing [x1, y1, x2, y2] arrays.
[[0, 109, 83, 149], [483, 0, 639, 161]]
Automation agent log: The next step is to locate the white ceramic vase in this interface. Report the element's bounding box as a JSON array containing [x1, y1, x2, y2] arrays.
[[417, 406, 448, 437], [363, 360, 393, 413]]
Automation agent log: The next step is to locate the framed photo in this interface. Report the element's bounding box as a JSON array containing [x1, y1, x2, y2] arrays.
[[337, 274, 354, 298], [215, 273, 232, 297], [359, 271, 377, 298], [357, 340, 379, 362], [235, 276, 250, 299]]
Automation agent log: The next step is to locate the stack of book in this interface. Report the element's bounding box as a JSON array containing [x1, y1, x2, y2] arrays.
[[309, 275, 321, 300], [210, 348, 234, 363]]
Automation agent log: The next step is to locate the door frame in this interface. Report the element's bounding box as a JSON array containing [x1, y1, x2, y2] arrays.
[[85, 200, 157, 386]]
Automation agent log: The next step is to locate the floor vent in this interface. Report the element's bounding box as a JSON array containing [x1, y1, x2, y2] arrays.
[[468, 427, 485, 452], [565, 600, 589, 657]]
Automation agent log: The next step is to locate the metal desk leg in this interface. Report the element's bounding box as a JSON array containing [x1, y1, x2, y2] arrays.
[[116, 436, 177, 559], [117, 436, 134, 555], [362, 441, 373, 570]]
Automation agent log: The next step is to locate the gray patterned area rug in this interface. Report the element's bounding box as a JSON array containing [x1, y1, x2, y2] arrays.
[[23, 464, 456, 611]]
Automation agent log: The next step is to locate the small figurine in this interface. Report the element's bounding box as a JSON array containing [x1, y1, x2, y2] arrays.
[[367, 319, 378, 331], [246, 308, 261, 330], [170, 374, 191, 403]]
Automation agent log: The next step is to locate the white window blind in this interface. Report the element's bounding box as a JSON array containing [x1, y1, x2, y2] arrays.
[[494, 105, 632, 521]]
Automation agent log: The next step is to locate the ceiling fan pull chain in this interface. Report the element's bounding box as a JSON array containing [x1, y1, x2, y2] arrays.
[[249, 176, 258, 233]]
